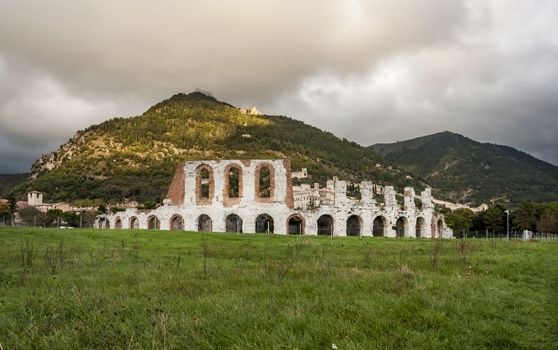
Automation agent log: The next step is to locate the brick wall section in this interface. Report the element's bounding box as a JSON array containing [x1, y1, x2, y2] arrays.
[[165, 163, 186, 206], [223, 163, 243, 207], [283, 159, 294, 209]]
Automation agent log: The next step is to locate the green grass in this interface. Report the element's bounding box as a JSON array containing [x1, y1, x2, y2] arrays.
[[1, 228, 557, 349]]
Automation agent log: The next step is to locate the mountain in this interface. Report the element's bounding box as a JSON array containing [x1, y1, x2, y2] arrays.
[[0, 173, 30, 198], [369, 131, 558, 205], [15, 92, 420, 203]]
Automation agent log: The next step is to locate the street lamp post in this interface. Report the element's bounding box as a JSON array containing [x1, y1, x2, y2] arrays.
[[504, 210, 510, 240]]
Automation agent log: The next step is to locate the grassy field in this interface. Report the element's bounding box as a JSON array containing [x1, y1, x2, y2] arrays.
[[0, 228, 557, 349]]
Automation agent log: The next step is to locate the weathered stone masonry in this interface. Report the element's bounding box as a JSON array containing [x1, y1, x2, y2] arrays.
[[96, 159, 452, 238]]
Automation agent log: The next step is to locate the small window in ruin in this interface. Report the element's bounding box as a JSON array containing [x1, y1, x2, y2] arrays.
[[259, 167, 271, 198], [228, 167, 240, 198], [200, 168, 210, 199]]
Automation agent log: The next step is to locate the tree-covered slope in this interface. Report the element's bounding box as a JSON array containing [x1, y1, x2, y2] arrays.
[[0, 173, 29, 198], [369, 131, 558, 205], [16, 92, 418, 203]]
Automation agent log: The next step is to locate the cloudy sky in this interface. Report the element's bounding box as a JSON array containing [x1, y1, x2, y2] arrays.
[[1, 0, 557, 173]]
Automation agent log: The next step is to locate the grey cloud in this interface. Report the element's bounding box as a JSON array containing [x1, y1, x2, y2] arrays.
[[0, 0, 557, 173]]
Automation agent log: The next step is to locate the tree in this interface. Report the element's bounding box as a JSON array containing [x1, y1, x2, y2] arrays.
[[18, 206, 44, 227], [62, 211, 78, 227], [536, 203, 558, 233], [7, 194, 17, 226], [0, 202, 11, 226], [445, 208, 474, 234], [537, 212, 558, 233], [484, 205, 504, 234], [513, 200, 536, 231], [46, 209, 63, 227]]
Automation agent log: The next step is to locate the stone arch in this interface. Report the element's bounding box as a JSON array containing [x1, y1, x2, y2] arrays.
[[255, 163, 275, 202], [129, 216, 139, 229], [317, 214, 334, 236], [115, 217, 122, 229], [148, 215, 160, 230], [196, 164, 214, 205], [197, 214, 213, 232], [170, 214, 184, 230], [395, 217, 408, 237], [372, 216, 387, 237], [287, 214, 304, 235], [416, 217, 426, 237], [346, 215, 362, 236], [224, 164, 243, 204], [255, 214, 274, 234], [225, 214, 243, 233]]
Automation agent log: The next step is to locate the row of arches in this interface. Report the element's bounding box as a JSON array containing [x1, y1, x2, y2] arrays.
[[108, 213, 443, 237], [196, 163, 273, 202]]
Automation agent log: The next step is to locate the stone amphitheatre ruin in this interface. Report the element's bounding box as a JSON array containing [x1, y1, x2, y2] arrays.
[[96, 159, 452, 238]]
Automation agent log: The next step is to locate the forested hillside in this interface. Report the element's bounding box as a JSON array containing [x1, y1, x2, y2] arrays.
[[0, 173, 29, 198], [15, 92, 418, 203], [370, 131, 558, 205]]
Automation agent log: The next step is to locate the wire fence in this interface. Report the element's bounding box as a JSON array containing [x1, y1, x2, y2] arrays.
[[454, 230, 558, 241]]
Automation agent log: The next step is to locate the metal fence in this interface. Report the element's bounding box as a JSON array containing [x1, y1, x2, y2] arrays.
[[454, 230, 558, 241]]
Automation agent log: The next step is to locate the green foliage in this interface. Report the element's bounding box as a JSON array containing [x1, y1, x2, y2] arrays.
[[140, 201, 157, 210], [484, 205, 505, 233], [445, 208, 474, 232], [536, 202, 558, 233], [18, 206, 44, 226], [513, 200, 537, 231], [346, 183, 362, 200], [0, 202, 12, 225], [7, 194, 17, 214]]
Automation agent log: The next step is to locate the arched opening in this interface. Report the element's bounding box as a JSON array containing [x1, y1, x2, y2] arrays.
[[129, 216, 139, 229], [170, 215, 184, 230], [372, 216, 386, 237], [148, 216, 160, 230], [317, 215, 334, 236], [115, 218, 122, 229], [396, 217, 408, 237], [258, 166, 271, 198], [199, 168, 210, 199], [198, 214, 212, 232], [227, 167, 240, 198], [346, 215, 361, 236], [416, 217, 426, 237], [225, 214, 243, 233], [104, 220, 110, 229], [255, 214, 274, 234], [437, 219, 444, 237], [287, 215, 304, 235]]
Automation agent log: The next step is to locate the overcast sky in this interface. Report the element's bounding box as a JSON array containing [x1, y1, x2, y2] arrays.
[[1, 0, 557, 173]]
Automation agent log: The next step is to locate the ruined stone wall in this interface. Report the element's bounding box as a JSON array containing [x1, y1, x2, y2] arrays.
[[96, 159, 450, 238]]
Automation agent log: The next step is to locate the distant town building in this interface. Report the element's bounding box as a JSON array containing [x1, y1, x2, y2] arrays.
[[291, 168, 308, 180], [24, 191, 95, 213]]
